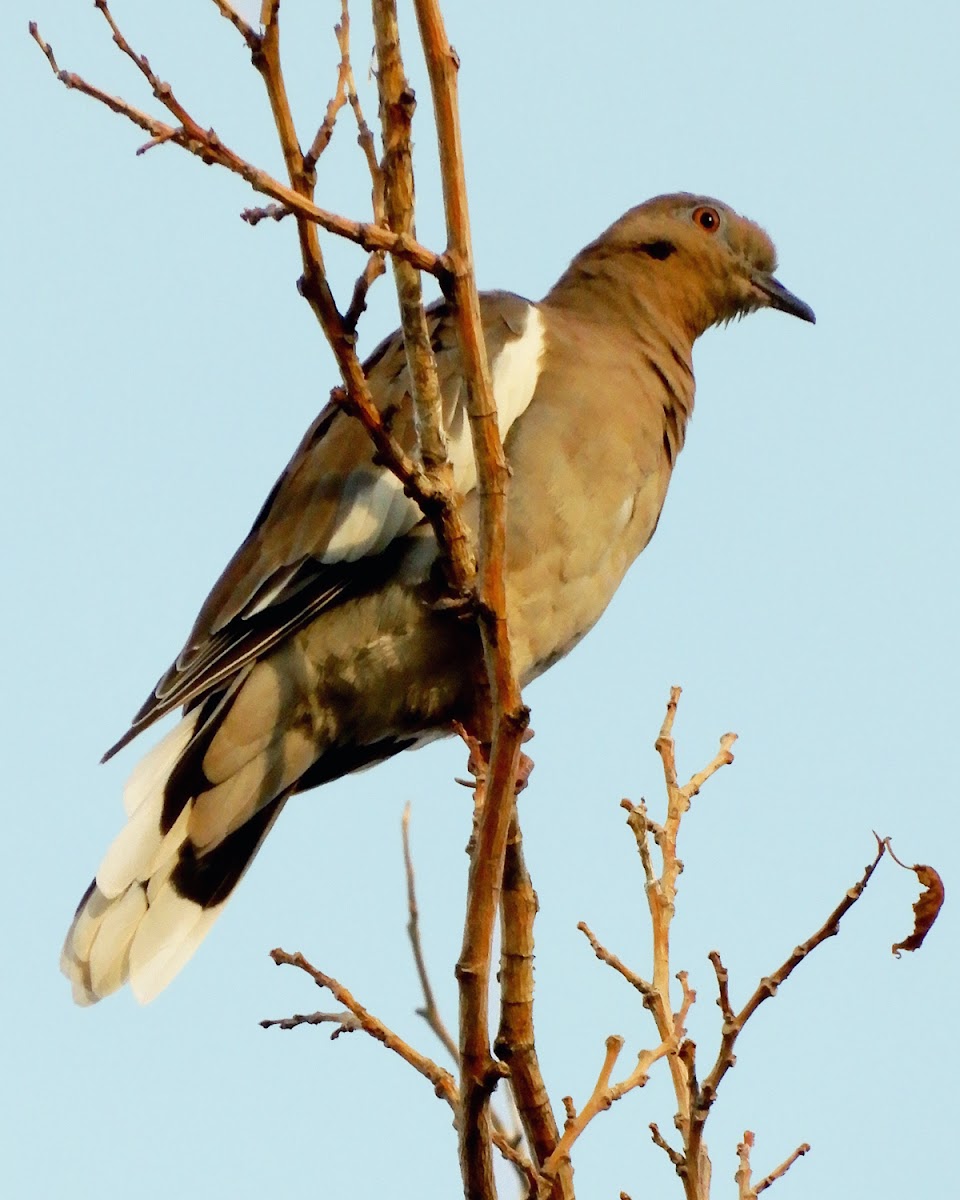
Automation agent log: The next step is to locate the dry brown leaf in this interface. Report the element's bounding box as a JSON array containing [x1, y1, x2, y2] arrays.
[[889, 855, 945, 957]]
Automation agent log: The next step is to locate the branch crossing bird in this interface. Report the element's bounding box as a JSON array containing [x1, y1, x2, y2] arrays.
[[62, 193, 815, 1005]]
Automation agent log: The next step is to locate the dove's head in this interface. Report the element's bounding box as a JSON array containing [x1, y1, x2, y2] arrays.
[[546, 192, 814, 339]]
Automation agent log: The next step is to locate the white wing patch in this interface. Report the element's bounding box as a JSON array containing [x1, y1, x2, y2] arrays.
[[444, 306, 547, 499], [323, 469, 409, 562], [320, 304, 546, 565], [492, 307, 548, 436]]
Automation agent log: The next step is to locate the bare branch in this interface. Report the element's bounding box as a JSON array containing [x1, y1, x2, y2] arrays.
[[735, 1131, 756, 1200], [708, 950, 735, 1029], [402, 803, 459, 1064], [373, 0, 474, 596], [330, 8, 383, 219], [537, 1036, 624, 1196], [265, 943, 533, 1181], [260, 1009, 360, 1036], [640, 690, 736, 1195], [238, 1, 478, 591], [453, 724, 534, 1200], [209, 0, 259, 52], [735, 1130, 810, 1199], [409, 4, 531, 1192], [537, 1029, 675, 1199], [94, 0, 173, 98], [680, 837, 888, 1197], [650, 1122, 684, 1168], [401, 805, 532, 1190], [578, 920, 658, 1012], [413, 0, 518, 711], [29, 19, 441, 273], [36, 5, 531, 1194], [267, 949, 457, 1100], [755, 1140, 811, 1193], [304, 0, 352, 170], [374, 0, 445, 471], [698, 838, 889, 1115], [240, 202, 293, 225], [496, 817, 571, 1198], [343, 251, 388, 333], [593, 696, 896, 1198]]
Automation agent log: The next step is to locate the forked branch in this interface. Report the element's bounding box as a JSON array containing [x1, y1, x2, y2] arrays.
[[29, 18, 439, 269], [572, 688, 936, 1200]]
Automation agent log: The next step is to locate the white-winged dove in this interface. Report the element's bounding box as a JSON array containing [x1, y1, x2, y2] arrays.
[[62, 193, 814, 1005]]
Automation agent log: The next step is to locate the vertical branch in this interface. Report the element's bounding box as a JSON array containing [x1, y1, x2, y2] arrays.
[[413, 4, 531, 1198], [402, 803, 460, 1064], [372, 0, 442, 469], [495, 819, 572, 1198], [646, 694, 699, 1148], [494, 818, 542, 1111], [637, 690, 736, 1199], [411, 3, 516, 709], [371, 0, 474, 594]]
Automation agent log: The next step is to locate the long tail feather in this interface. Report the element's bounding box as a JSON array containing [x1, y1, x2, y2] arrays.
[[61, 705, 287, 1005]]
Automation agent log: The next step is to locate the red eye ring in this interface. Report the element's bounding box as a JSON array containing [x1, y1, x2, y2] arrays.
[[692, 205, 721, 233]]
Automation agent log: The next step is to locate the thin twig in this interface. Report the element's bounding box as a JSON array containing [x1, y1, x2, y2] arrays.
[[402, 805, 530, 1187], [537, 1027, 676, 1199], [264, 944, 534, 1182], [755, 1140, 811, 1194], [708, 950, 735, 1029], [29, 20, 442, 274], [340, 20, 383, 217], [343, 251, 387, 333], [693, 836, 889, 1145], [260, 1009, 360, 1036], [304, 0, 351, 170], [210, 0, 259, 52], [578, 920, 658, 1012], [650, 1122, 684, 1168], [240, 203, 293, 225], [537, 1036, 624, 1196], [402, 803, 459, 1064], [737, 1131, 809, 1199], [267, 949, 456, 1101], [316, 1, 387, 331]]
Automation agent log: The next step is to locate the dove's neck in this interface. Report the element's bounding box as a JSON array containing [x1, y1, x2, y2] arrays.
[[543, 257, 697, 465]]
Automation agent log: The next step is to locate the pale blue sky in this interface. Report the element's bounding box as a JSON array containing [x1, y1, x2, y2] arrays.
[[4, 2, 957, 1197]]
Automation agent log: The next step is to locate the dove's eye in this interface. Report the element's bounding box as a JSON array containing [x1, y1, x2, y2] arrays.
[[692, 206, 721, 233]]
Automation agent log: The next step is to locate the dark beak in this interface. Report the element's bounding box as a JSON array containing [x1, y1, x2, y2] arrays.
[[753, 273, 816, 324]]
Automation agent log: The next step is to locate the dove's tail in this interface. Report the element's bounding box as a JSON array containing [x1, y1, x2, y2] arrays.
[[61, 693, 290, 1006], [62, 623, 426, 1006]]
